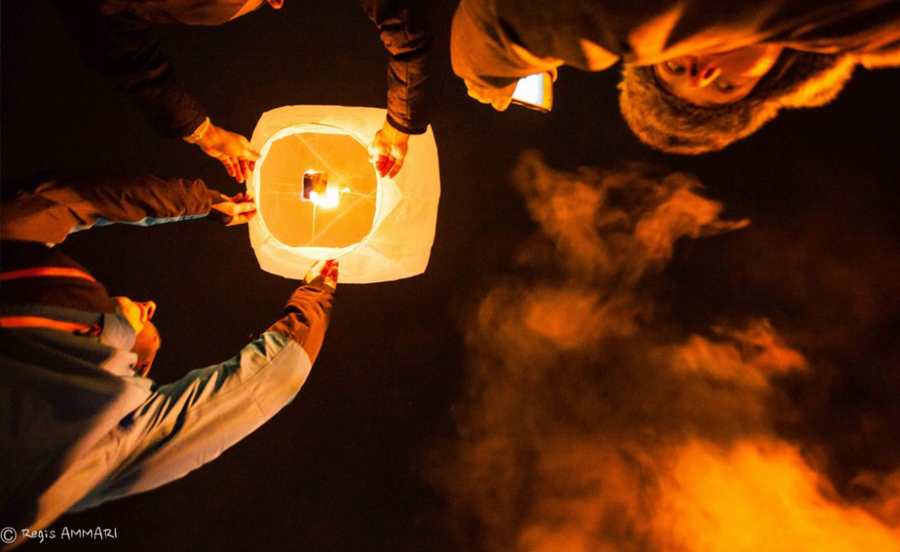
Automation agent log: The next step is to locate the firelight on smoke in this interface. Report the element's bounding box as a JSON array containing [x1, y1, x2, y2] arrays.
[[430, 152, 900, 552]]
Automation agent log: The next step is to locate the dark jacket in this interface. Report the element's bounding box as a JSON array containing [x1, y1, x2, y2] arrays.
[[451, 0, 900, 105], [50, 0, 446, 137], [0, 171, 333, 534]]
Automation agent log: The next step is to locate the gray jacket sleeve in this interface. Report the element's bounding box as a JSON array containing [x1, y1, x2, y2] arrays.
[[68, 281, 334, 511]]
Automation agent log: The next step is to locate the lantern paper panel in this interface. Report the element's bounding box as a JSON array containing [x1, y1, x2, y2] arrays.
[[247, 106, 440, 283]]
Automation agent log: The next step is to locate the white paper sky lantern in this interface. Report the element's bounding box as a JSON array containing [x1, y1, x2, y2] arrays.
[[247, 106, 441, 283]]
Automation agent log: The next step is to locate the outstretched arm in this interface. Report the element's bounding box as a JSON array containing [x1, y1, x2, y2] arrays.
[[49, 1, 206, 138], [48, 2, 260, 183], [363, 0, 449, 177], [0, 170, 248, 245], [68, 265, 337, 511]]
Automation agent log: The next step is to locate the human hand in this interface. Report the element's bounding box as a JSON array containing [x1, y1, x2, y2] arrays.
[[194, 123, 261, 184], [211, 192, 256, 226], [464, 79, 512, 111], [304, 259, 339, 291], [370, 121, 409, 179]]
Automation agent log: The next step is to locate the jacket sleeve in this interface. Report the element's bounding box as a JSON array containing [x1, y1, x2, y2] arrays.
[[361, 0, 449, 134], [450, 0, 550, 106], [0, 170, 222, 245], [49, 0, 207, 137], [67, 282, 334, 511]]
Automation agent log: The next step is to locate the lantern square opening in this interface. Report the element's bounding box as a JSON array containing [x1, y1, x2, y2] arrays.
[[258, 132, 377, 250], [248, 106, 440, 283]]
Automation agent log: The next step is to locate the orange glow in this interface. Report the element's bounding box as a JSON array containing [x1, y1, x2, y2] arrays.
[[440, 156, 900, 552], [307, 185, 345, 209], [671, 320, 807, 387], [258, 133, 377, 249], [514, 440, 657, 552], [655, 440, 900, 552]]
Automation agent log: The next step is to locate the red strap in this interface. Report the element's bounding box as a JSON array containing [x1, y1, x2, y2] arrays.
[[0, 316, 100, 334], [0, 267, 97, 283]]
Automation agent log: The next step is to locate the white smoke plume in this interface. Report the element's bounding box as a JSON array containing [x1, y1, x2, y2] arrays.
[[432, 152, 900, 551]]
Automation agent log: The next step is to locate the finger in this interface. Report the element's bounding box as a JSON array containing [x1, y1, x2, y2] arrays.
[[370, 134, 389, 163], [233, 201, 256, 214], [308, 259, 326, 279], [379, 157, 395, 178], [238, 201, 258, 219], [466, 88, 492, 104], [221, 158, 236, 178], [492, 97, 512, 111], [370, 131, 383, 152], [234, 203, 256, 215], [324, 264, 338, 287], [249, 160, 256, 172], [239, 158, 251, 182], [387, 148, 405, 178], [245, 147, 261, 162], [227, 157, 244, 184], [236, 135, 252, 150], [233, 192, 254, 204], [387, 157, 403, 179], [229, 210, 255, 226], [383, 157, 398, 178]]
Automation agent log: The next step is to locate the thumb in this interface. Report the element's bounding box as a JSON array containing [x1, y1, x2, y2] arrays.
[[232, 200, 256, 215], [491, 96, 512, 111], [244, 147, 261, 161]]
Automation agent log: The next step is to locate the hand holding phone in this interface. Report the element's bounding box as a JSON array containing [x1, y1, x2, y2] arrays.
[[511, 72, 553, 112]]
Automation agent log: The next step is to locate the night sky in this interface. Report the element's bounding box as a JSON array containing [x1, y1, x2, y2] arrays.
[[2, 1, 900, 550]]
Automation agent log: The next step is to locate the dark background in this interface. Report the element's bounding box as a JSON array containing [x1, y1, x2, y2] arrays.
[[2, 1, 899, 549]]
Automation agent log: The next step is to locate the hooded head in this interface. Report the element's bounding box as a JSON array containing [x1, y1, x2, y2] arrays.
[[114, 297, 161, 376], [618, 50, 858, 154]]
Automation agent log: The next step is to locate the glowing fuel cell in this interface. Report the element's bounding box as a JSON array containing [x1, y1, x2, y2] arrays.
[[302, 170, 328, 201]]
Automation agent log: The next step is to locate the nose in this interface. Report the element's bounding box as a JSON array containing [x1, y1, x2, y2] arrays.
[[687, 58, 721, 88]]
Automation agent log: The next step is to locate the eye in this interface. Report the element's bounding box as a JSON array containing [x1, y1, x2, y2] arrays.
[[663, 60, 686, 76]]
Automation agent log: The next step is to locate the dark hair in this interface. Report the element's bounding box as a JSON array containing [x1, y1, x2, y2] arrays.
[[618, 50, 856, 154]]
